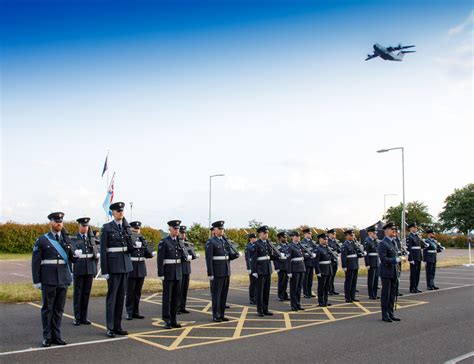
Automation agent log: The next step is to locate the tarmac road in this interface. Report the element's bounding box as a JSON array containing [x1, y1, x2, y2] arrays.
[[1, 266, 473, 364]]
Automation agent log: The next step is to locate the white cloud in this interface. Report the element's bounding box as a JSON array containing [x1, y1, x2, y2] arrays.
[[448, 10, 474, 36]]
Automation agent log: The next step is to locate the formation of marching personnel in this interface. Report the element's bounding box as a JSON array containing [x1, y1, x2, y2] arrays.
[[31, 202, 445, 347]]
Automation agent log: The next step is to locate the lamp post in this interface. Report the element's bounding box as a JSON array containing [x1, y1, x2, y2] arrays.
[[209, 174, 225, 237], [130, 202, 134, 221], [383, 193, 398, 218], [377, 147, 406, 243]]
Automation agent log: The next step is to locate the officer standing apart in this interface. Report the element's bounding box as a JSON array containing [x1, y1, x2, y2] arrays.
[[364, 226, 380, 300], [406, 223, 423, 293], [100, 202, 135, 337], [244, 233, 257, 305], [423, 228, 445, 290], [286, 230, 306, 311], [126, 221, 155, 320], [301, 228, 316, 298], [314, 233, 333, 307], [379, 222, 404, 322], [205, 221, 231, 322], [251, 225, 277, 317], [32, 212, 81, 347], [178, 225, 199, 314], [274, 231, 290, 302], [327, 229, 341, 295], [341, 229, 361, 303], [158, 220, 187, 329], [72, 217, 99, 326]]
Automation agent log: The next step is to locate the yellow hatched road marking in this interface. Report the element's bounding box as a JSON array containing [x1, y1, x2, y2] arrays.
[[283, 312, 292, 329], [353, 301, 371, 313], [322, 307, 336, 321], [169, 327, 193, 350], [232, 306, 249, 338]]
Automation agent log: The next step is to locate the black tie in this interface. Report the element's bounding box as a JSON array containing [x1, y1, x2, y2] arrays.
[[55, 234, 60, 242], [118, 224, 122, 231], [82, 235, 86, 241]]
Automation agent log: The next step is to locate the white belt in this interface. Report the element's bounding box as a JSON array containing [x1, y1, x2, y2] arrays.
[[163, 259, 181, 264], [79, 254, 94, 259], [107, 247, 128, 253], [346, 254, 358, 258], [291, 257, 304, 262], [411, 246, 421, 250], [41, 260, 66, 265], [427, 250, 437, 253], [212, 256, 229, 260], [187, 255, 193, 260], [368, 253, 379, 256], [257, 256, 270, 261], [131, 257, 145, 262], [319, 261, 331, 265]]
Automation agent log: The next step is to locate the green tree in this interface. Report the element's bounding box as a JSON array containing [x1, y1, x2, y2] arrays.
[[186, 223, 209, 250], [384, 201, 433, 228], [439, 184, 474, 234]]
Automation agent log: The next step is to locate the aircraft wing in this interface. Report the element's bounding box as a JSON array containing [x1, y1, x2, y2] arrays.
[[389, 44, 415, 51], [365, 53, 378, 61]]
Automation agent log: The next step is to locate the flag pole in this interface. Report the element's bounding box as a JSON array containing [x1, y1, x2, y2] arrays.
[[106, 150, 110, 222]]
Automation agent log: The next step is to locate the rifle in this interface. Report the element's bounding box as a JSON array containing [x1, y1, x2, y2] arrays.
[[353, 238, 367, 257], [222, 235, 241, 260]]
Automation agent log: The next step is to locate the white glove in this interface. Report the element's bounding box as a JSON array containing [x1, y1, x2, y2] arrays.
[[367, 266, 370, 269], [252, 273, 258, 278], [196, 253, 200, 258], [396, 257, 401, 263], [317, 273, 322, 277], [247, 270, 251, 274], [96, 253, 101, 258], [158, 276, 164, 281], [409, 261, 414, 265], [209, 276, 214, 280], [33, 283, 41, 289], [134, 241, 142, 248], [276, 269, 280, 273], [74, 249, 82, 258], [311, 253, 316, 258], [152, 251, 157, 257], [280, 253, 285, 259], [103, 274, 110, 280], [363, 252, 367, 256], [287, 273, 293, 278], [238, 251, 243, 257], [343, 268, 347, 272]]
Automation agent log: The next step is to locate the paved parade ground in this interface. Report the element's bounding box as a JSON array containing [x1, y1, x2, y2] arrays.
[[1, 266, 473, 364]]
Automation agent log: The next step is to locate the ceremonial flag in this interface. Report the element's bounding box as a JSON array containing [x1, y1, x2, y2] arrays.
[[102, 172, 115, 218], [101, 153, 109, 177]]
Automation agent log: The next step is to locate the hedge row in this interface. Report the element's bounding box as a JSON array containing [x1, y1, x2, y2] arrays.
[[0, 222, 469, 253]]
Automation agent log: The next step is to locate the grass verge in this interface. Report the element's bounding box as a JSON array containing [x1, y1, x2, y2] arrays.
[[0, 253, 31, 261]]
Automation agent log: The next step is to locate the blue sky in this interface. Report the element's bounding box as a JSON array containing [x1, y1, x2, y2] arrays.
[[1, 0, 472, 229]]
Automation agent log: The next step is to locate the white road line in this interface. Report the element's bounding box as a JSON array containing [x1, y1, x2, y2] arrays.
[[402, 283, 474, 298], [0, 337, 128, 356], [444, 351, 474, 364]]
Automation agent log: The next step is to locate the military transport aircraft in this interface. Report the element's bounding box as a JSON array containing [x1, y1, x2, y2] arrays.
[[365, 43, 416, 61]]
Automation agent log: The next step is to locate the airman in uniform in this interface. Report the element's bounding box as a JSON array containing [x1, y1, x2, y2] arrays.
[[314, 233, 333, 307], [364, 225, 380, 300], [341, 229, 361, 303], [244, 233, 257, 305], [178, 225, 198, 314], [327, 229, 341, 295], [286, 230, 306, 311], [406, 223, 423, 293], [274, 231, 290, 302], [423, 228, 445, 290], [301, 227, 317, 298]]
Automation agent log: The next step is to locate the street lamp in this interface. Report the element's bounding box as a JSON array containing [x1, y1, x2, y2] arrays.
[[209, 174, 225, 237], [129, 202, 134, 221], [377, 147, 406, 243], [383, 193, 398, 217]]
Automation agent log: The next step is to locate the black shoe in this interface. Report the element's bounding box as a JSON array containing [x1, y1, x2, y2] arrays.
[[220, 317, 230, 321], [164, 322, 173, 329], [369, 297, 375, 300], [177, 310, 182, 315], [171, 323, 182, 328], [297, 306, 305, 310], [225, 305, 230, 309], [345, 299, 353, 303], [52, 338, 67, 345], [278, 298, 284, 302], [416, 289, 423, 293], [257, 312, 265, 317], [409, 289, 416, 293], [427, 287, 434, 290], [390, 317, 401, 321], [80, 319, 91, 325], [42, 339, 51, 347], [376, 296, 380, 299], [352, 299, 360, 302], [212, 317, 222, 322], [382, 318, 393, 323], [333, 291, 340, 295], [73, 319, 81, 326], [304, 295, 311, 299], [249, 301, 256, 305], [133, 314, 145, 319], [355, 289, 359, 293], [433, 286, 439, 290], [264, 311, 273, 316], [180, 309, 190, 314], [318, 304, 325, 307], [126, 315, 133, 320], [291, 307, 298, 311], [398, 293, 403, 296], [326, 303, 332, 306], [328, 292, 334, 296], [106, 330, 116, 337], [284, 296, 290, 301], [114, 329, 128, 335], [310, 294, 316, 297]]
